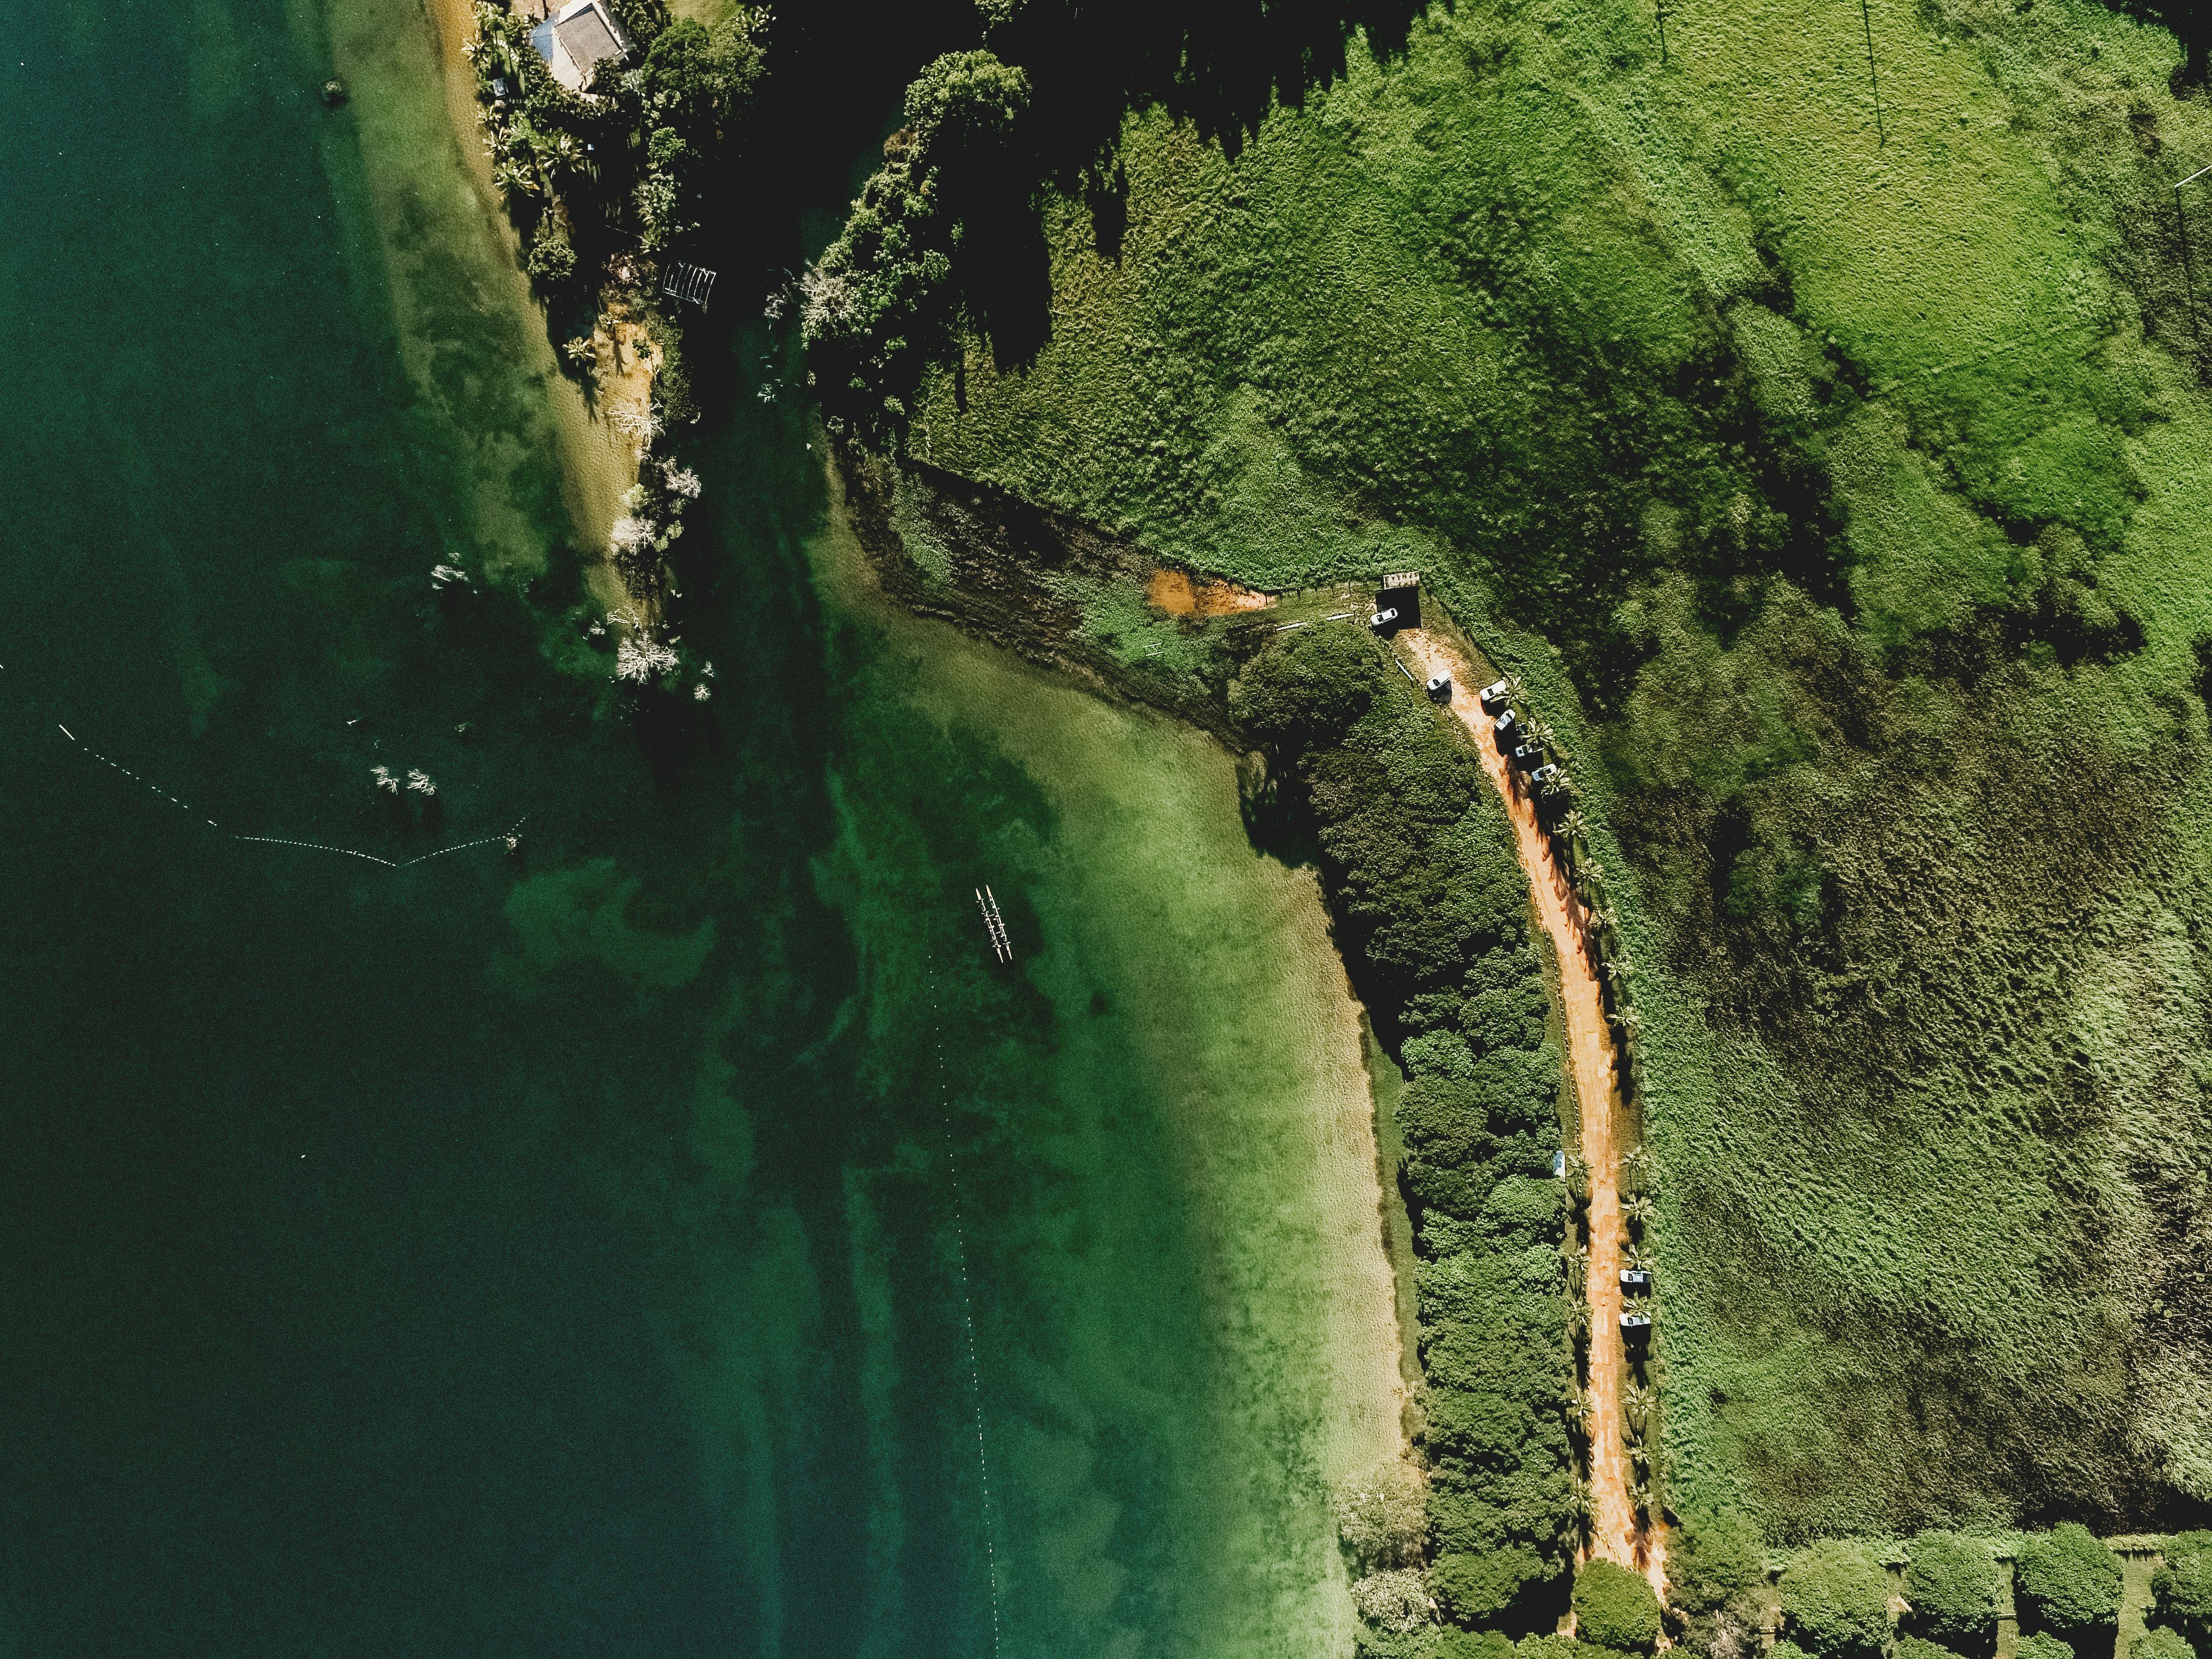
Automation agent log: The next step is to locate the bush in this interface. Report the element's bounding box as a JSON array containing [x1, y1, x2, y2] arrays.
[[2016, 1634, 2075, 1659], [1672, 1510, 1767, 1618], [1432, 1547, 1553, 1630], [1781, 1540, 1892, 1659], [2017, 1525, 2121, 1635], [1573, 1559, 1662, 1653], [1339, 1462, 1428, 1571], [2154, 1532, 2212, 1651], [2138, 1630, 2198, 1659], [525, 227, 576, 287], [1232, 626, 1383, 759], [1906, 1533, 2002, 1650], [1437, 1633, 1519, 1659], [1897, 1637, 1966, 1659], [1354, 1569, 1436, 1635]]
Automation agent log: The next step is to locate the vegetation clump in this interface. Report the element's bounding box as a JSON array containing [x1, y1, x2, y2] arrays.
[[1905, 1533, 2003, 1653], [1572, 1560, 1662, 1655], [2014, 1634, 2077, 1659], [1781, 1540, 1892, 1659], [1339, 1461, 1431, 1572], [2016, 1525, 2122, 1639], [1668, 1509, 1772, 1659], [2153, 1532, 2212, 1651]]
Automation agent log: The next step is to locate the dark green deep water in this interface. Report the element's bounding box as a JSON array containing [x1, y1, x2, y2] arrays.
[[0, 1, 1401, 1653]]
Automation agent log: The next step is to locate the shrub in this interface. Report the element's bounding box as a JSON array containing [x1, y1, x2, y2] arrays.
[[2016, 1634, 2075, 1659], [2138, 1630, 2199, 1659], [1353, 1569, 1434, 1634], [1897, 1637, 1966, 1659], [1232, 627, 1383, 759], [2017, 1525, 2121, 1635], [525, 227, 576, 287], [1574, 1559, 1661, 1654], [1672, 1510, 1767, 1618], [1433, 1547, 1552, 1629], [1781, 1540, 1892, 1659], [2154, 1532, 2212, 1651], [1438, 1632, 1519, 1659], [1339, 1462, 1428, 1571], [1906, 1532, 2002, 1650]]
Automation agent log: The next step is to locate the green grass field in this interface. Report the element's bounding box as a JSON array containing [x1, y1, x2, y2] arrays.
[[901, 0, 2212, 1541]]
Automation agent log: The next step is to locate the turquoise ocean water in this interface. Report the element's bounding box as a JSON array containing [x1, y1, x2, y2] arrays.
[[0, 0, 1402, 1652]]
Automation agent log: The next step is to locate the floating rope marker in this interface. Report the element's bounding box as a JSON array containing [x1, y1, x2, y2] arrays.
[[54, 720, 526, 876]]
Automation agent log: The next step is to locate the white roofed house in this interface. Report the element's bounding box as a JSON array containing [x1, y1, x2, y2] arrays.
[[529, 0, 632, 95]]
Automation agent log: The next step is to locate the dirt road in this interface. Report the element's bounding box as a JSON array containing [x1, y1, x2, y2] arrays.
[[1396, 629, 1666, 1593]]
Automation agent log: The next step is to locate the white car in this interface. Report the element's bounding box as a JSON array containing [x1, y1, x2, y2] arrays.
[[1370, 607, 1399, 630], [1425, 674, 1452, 700]]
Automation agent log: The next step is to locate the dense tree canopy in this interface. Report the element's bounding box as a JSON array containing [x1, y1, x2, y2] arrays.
[[1781, 1541, 1892, 1659], [2155, 1532, 2212, 1651], [1905, 1533, 2002, 1652], [2016, 1525, 2121, 1637], [1573, 1561, 1662, 1655], [1671, 1511, 1767, 1619], [1234, 626, 1573, 1642]]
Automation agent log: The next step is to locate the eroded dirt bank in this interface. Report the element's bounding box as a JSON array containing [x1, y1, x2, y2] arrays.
[[1398, 628, 1666, 1594]]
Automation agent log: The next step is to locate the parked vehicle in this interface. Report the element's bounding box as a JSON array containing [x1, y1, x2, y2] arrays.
[[1425, 674, 1452, 700], [1478, 678, 1513, 713], [1370, 607, 1399, 630]]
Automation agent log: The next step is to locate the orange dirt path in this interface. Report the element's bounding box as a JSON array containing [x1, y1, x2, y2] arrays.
[[1397, 629, 1666, 1596]]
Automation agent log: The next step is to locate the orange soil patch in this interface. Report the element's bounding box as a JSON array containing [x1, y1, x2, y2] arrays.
[[1145, 568, 1277, 617], [1397, 629, 1667, 1598]]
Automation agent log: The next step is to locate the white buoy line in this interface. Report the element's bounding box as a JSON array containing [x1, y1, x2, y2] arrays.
[[56, 722, 523, 873], [930, 952, 1005, 1659]]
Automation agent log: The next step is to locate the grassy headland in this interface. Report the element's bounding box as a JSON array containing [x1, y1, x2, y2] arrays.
[[809, 0, 2212, 1583]]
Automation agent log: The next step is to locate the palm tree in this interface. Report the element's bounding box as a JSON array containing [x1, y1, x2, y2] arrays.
[[1623, 1193, 1656, 1229], [1623, 1380, 1657, 1431]]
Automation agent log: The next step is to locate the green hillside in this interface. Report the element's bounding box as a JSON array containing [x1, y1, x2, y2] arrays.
[[881, 0, 2212, 1540]]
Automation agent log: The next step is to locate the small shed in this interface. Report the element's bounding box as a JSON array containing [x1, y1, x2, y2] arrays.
[[1375, 571, 1421, 627], [531, 0, 632, 94]]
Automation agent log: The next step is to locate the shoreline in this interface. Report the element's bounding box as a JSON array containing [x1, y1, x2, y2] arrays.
[[414, 0, 639, 612], [812, 449, 1414, 1642], [827, 449, 1423, 1432]]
